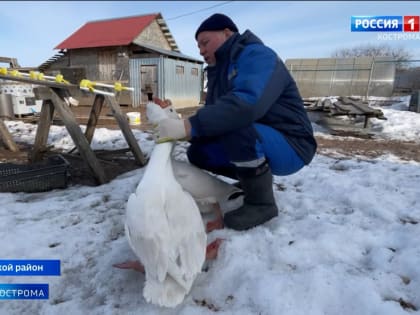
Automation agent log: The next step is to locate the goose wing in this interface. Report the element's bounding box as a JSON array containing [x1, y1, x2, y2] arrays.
[[163, 176, 207, 290]]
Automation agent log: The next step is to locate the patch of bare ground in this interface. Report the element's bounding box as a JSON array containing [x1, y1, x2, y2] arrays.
[[315, 135, 420, 162], [1, 105, 418, 188]]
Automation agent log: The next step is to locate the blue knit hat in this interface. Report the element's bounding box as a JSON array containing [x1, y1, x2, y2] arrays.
[[195, 13, 239, 39]]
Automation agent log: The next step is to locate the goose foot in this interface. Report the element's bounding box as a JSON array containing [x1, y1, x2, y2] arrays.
[[206, 217, 224, 232], [205, 238, 223, 260], [113, 238, 224, 273]]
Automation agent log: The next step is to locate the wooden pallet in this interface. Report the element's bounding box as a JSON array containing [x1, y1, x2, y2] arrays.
[[304, 96, 386, 128]]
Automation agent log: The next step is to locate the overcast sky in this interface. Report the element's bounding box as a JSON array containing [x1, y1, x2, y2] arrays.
[[1, 1, 419, 67]]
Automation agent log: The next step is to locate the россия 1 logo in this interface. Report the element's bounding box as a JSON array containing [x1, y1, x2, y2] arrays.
[[351, 16, 419, 32], [404, 16, 420, 32]]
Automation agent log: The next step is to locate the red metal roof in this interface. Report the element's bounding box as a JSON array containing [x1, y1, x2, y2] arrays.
[[55, 14, 159, 50]]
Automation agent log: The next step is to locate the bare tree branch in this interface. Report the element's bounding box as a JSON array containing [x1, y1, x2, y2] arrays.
[[331, 43, 413, 69]]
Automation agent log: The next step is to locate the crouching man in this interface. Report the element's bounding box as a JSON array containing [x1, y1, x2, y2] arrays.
[[155, 13, 317, 231]]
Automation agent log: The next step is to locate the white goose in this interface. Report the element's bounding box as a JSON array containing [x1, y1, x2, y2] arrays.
[[171, 160, 243, 232], [121, 102, 207, 307], [149, 99, 244, 231], [151, 99, 244, 231]]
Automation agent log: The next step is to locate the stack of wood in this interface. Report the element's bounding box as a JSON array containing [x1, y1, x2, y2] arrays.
[[304, 96, 386, 128]]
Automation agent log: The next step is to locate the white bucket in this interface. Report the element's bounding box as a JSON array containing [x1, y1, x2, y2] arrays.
[[127, 112, 141, 125]]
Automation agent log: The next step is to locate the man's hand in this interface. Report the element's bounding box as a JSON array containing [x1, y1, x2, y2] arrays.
[[152, 97, 180, 119], [155, 118, 191, 143], [153, 97, 172, 109]]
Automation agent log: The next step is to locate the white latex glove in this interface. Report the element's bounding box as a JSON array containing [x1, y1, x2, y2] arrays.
[[155, 118, 187, 143]]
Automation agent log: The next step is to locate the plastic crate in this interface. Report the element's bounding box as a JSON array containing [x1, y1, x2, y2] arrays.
[[0, 155, 70, 193]]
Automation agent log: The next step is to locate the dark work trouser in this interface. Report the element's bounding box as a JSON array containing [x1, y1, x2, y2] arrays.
[[187, 123, 305, 178]]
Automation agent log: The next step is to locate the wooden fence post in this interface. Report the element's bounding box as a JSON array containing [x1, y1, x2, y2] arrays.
[[0, 119, 19, 152], [30, 100, 55, 162]]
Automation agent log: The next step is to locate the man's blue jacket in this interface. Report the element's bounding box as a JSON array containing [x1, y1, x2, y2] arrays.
[[189, 30, 317, 165]]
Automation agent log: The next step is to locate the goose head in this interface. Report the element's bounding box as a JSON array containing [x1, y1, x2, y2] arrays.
[[146, 101, 180, 125]]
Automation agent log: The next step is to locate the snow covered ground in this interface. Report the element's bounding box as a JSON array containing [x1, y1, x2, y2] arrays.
[[0, 97, 419, 314]]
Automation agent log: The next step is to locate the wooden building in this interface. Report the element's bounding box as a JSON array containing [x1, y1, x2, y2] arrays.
[[40, 13, 204, 108]]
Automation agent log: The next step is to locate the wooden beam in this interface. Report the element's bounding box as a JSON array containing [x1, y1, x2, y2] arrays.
[[30, 100, 55, 162], [104, 95, 147, 166], [84, 94, 105, 144], [0, 74, 77, 89], [0, 119, 19, 152], [0, 57, 20, 68], [33, 86, 53, 100], [49, 88, 108, 184]]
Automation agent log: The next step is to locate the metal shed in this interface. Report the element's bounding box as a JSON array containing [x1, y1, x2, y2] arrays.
[[285, 57, 396, 98], [129, 43, 203, 108]]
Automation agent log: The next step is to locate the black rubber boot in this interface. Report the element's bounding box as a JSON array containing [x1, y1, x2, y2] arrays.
[[224, 161, 278, 231]]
